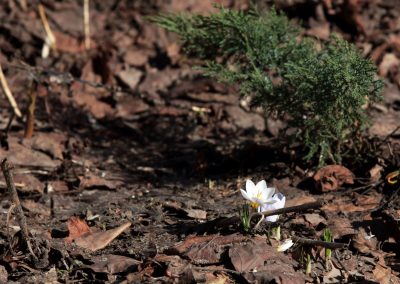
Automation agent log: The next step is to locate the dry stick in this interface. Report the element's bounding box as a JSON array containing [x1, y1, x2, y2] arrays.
[[253, 200, 324, 229], [24, 82, 37, 138], [1, 159, 38, 260], [251, 200, 324, 221], [217, 200, 324, 228], [83, 0, 90, 49], [291, 236, 347, 249], [0, 63, 22, 118]]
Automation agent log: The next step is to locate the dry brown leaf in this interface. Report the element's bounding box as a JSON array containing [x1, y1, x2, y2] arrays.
[[370, 112, 400, 137], [185, 209, 207, 220], [74, 222, 131, 251], [0, 137, 61, 170], [117, 68, 143, 90], [0, 265, 8, 283], [53, 30, 88, 53], [373, 255, 391, 284], [323, 260, 343, 284], [303, 213, 326, 227], [30, 132, 66, 160], [229, 238, 304, 283], [323, 193, 381, 213], [352, 228, 379, 256], [166, 234, 247, 264], [379, 53, 399, 77], [65, 216, 91, 244], [71, 90, 114, 119], [79, 173, 121, 190], [207, 274, 229, 284], [123, 47, 154, 67], [21, 200, 51, 217], [12, 174, 44, 193], [155, 254, 190, 279], [307, 18, 330, 40], [286, 194, 317, 207], [313, 165, 354, 192], [85, 254, 141, 274], [369, 164, 384, 183], [327, 217, 356, 239]]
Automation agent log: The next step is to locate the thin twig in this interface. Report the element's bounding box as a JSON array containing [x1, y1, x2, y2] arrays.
[[291, 236, 347, 249], [250, 200, 324, 221], [193, 267, 242, 276], [24, 82, 37, 138], [1, 159, 38, 260], [0, 63, 22, 117], [216, 200, 324, 229], [341, 180, 383, 194], [83, 0, 90, 49]]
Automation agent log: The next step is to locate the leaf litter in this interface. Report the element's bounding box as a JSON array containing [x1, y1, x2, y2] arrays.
[[0, 0, 399, 283]]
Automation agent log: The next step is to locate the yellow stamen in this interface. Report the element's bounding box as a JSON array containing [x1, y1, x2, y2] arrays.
[[250, 190, 263, 209], [250, 202, 259, 210], [386, 170, 400, 185]]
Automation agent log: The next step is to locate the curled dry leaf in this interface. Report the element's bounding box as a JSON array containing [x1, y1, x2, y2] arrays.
[[313, 165, 354, 192]]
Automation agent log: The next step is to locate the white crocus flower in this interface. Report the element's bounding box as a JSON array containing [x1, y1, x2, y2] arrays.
[[277, 239, 294, 252], [260, 192, 286, 222], [240, 180, 277, 211]]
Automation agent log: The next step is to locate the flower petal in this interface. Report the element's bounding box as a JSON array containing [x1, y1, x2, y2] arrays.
[[261, 198, 278, 205], [255, 180, 267, 191], [265, 214, 279, 222], [240, 189, 252, 201], [263, 186, 276, 200], [245, 180, 257, 197], [277, 239, 293, 252], [261, 193, 286, 222]]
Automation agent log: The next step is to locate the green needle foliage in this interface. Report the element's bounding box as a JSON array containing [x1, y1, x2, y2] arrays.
[[151, 6, 383, 165]]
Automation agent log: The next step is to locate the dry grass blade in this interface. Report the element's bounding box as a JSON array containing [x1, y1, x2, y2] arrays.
[[83, 0, 91, 50], [0, 63, 22, 118]]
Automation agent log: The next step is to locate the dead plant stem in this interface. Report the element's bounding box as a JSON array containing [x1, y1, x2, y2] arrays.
[[1, 159, 38, 260]]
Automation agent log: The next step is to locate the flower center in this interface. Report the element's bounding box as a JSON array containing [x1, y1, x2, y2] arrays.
[[250, 190, 263, 210], [250, 202, 259, 210]]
